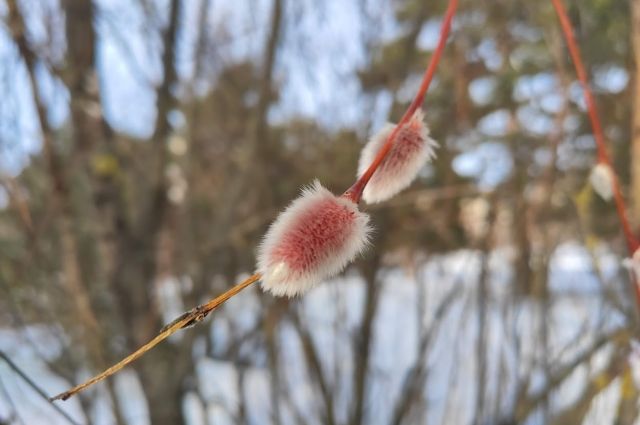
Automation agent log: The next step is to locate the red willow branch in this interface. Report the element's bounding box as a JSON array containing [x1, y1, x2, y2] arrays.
[[51, 0, 459, 402], [550, 0, 638, 253], [344, 0, 459, 203], [550, 0, 640, 310]]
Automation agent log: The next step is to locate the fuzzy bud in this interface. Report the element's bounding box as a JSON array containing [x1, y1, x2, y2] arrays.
[[357, 109, 437, 204], [589, 163, 615, 201], [624, 248, 640, 281], [257, 181, 371, 297]]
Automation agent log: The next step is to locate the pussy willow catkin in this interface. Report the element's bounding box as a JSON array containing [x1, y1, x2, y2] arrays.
[[257, 181, 371, 297], [357, 109, 437, 204]]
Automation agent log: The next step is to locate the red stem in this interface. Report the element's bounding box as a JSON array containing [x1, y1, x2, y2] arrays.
[[343, 0, 459, 203], [551, 0, 640, 306]]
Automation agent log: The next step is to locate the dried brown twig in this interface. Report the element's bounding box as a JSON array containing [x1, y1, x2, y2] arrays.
[[50, 272, 261, 401]]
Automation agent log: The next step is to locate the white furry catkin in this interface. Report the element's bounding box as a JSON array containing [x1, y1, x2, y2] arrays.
[[589, 163, 615, 201], [257, 181, 371, 297], [630, 248, 640, 280], [357, 109, 437, 204]]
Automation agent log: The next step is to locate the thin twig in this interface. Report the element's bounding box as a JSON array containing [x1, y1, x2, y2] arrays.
[[344, 0, 459, 203], [50, 272, 261, 401], [0, 369, 24, 425], [550, 0, 640, 308], [0, 351, 81, 425]]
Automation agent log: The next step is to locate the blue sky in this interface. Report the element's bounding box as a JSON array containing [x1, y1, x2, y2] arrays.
[[0, 0, 632, 186]]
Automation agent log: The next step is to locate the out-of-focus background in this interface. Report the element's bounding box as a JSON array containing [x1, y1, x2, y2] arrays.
[[0, 0, 639, 424]]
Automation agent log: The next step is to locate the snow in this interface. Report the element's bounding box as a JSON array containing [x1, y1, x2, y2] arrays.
[[0, 242, 635, 424]]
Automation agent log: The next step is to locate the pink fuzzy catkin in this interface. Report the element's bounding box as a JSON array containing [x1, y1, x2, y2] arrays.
[[357, 109, 437, 204], [257, 181, 371, 297]]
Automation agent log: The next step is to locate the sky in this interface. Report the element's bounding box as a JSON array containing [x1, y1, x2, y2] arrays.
[[0, 0, 631, 187]]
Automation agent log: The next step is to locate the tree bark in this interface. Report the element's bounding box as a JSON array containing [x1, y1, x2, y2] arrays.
[[351, 254, 381, 425]]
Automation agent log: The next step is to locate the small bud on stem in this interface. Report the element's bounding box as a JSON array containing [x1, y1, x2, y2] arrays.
[[589, 163, 614, 201]]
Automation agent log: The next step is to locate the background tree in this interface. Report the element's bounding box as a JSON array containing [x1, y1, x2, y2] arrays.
[[0, 0, 638, 424]]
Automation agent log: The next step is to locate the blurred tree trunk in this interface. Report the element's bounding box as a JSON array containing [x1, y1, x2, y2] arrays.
[[351, 252, 381, 425], [62, 0, 109, 155], [122, 1, 191, 424]]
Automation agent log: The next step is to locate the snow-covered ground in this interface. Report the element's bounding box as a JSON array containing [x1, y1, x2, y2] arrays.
[[0, 242, 637, 424]]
